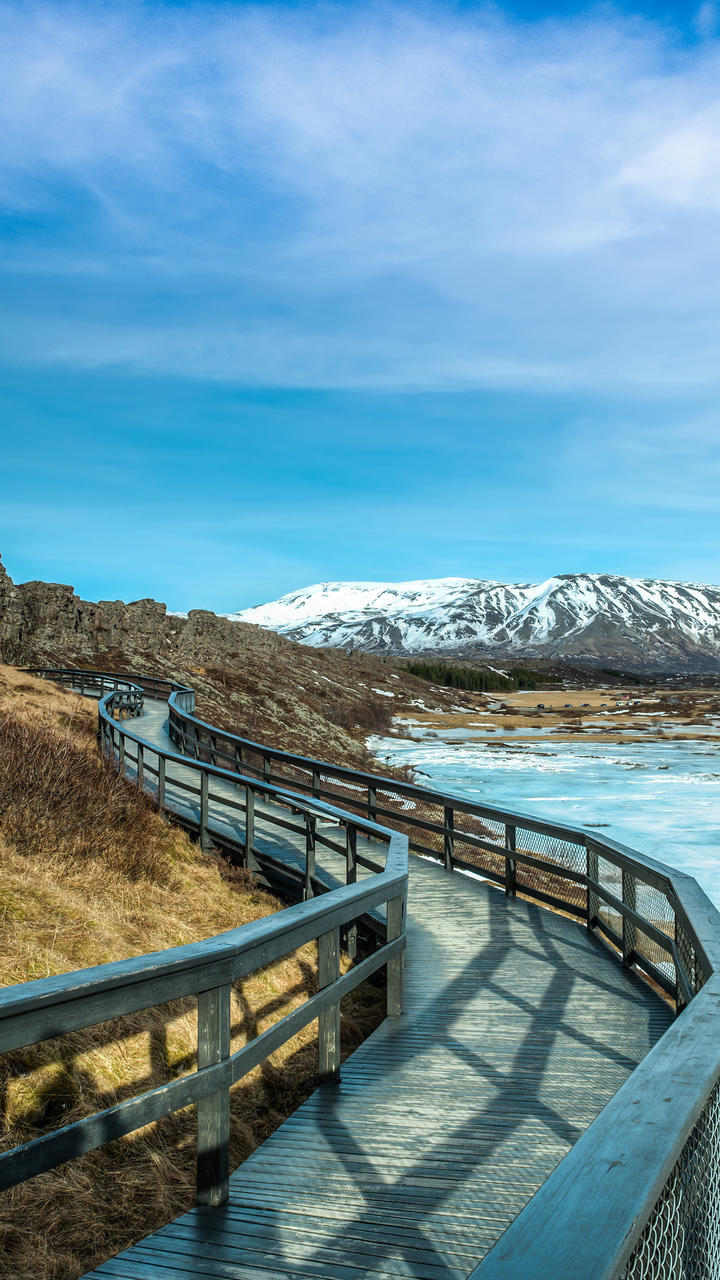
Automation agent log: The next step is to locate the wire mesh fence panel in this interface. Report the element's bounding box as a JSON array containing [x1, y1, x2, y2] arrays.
[[514, 828, 587, 914], [328, 787, 440, 859], [407, 796, 446, 857], [452, 836, 507, 883], [238, 746, 265, 780], [597, 853, 624, 939], [269, 760, 316, 792], [455, 811, 506, 845], [374, 787, 421, 817], [633, 880, 677, 984], [620, 1077, 720, 1280], [316, 776, 371, 820], [635, 925, 676, 987]]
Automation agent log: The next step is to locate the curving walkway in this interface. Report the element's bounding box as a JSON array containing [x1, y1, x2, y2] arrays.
[[83, 697, 671, 1280]]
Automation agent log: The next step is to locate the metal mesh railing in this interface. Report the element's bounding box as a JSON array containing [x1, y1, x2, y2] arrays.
[[165, 676, 720, 1280], [620, 1078, 720, 1280], [515, 827, 587, 914], [29, 666, 720, 1280]]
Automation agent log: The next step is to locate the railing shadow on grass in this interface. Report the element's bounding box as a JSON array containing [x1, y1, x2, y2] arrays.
[[14, 665, 720, 1280]]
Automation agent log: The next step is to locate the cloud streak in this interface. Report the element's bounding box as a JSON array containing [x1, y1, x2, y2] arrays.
[[2, 1, 720, 394]]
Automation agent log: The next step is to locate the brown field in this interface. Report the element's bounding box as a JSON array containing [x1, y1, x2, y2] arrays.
[[393, 684, 720, 745], [0, 666, 382, 1280]]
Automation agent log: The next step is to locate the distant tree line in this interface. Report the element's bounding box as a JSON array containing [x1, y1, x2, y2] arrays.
[[600, 667, 653, 685], [402, 660, 549, 692]]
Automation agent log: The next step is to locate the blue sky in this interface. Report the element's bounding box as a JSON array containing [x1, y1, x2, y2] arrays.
[[1, 0, 720, 610]]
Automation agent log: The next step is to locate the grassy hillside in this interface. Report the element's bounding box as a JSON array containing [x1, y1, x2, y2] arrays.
[[0, 667, 383, 1280]]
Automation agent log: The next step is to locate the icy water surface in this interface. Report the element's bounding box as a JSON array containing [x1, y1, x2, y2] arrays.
[[369, 732, 720, 905]]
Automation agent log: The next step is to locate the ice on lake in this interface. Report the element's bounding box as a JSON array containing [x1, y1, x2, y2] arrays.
[[369, 733, 720, 906]]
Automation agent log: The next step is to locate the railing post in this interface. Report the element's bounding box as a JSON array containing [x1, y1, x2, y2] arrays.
[[234, 744, 243, 774], [387, 894, 404, 1016], [318, 928, 341, 1083], [304, 813, 316, 900], [444, 806, 454, 872], [210, 735, 217, 767], [157, 755, 166, 811], [118, 731, 125, 771], [245, 786, 257, 870], [346, 825, 357, 884], [346, 825, 358, 959], [368, 785, 377, 823], [622, 869, 636, 966], [136, 742, 144, 789], [505, 824, 517, 897], [312, 768, 320, 798], [675, 914, 695, 1011], [196, 984, 231, 1206], [263, 755, 271, 786], [587, 840, 599, 931], [200, 770, 212, 851]]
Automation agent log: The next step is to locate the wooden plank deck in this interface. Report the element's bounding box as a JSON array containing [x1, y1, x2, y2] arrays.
[[83, 703, 672, 1280]]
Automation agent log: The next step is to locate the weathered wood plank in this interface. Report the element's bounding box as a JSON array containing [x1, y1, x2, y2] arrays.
[[83, 831, 670, 1279]]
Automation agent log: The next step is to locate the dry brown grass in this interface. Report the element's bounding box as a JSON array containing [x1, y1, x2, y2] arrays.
[[0, 707, 177, 885], [0, 667, 383, 1279]]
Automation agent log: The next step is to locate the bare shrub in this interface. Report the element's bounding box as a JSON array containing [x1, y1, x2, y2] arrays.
[[0, 675, 385, 1280], [0, 710, 174, 883], [326, 696, 393, 735]]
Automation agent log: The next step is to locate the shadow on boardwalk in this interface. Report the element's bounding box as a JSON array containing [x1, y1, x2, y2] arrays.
[[89, 853, 669, 1280]]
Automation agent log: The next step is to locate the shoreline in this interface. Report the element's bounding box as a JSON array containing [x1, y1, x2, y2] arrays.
[[389, 684, 720, 748]]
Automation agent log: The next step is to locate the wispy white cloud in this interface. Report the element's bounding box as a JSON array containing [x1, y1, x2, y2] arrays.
[[2, 2, 720, 392], [694, 2, 719, 40]]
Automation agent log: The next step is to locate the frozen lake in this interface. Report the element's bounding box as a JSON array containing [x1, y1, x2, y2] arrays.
[[369, 732, 720, 906]]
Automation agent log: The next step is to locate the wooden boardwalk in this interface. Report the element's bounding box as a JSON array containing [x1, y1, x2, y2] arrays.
[[84, 703, 671, 1280]]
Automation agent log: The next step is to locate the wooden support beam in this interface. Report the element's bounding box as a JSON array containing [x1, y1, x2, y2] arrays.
[[386, 895, 404, 1017], [622, 869, 636, 966], [318, 928, 341, 1083], [587, 842, 599, 931], [346, 826, 358, 959], [304, 813, 316, 901], [444, 806, 454, 872], [200, 771, 212, 852], [196, 985, 231, 1206], [505, 824, 516, 898], [368, 785, 377, 823], [245, 786, 257, 871]]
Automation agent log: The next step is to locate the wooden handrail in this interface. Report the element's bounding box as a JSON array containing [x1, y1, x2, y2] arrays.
[[14, 665, 720, 1277], [6, 669, 409, 1206]]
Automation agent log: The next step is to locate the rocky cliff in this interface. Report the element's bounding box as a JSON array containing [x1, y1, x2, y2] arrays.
[[0, 553, 286, 671], [0, 556, 452, 770]]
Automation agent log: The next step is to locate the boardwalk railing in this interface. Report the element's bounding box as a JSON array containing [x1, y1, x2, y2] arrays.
[[163, 681, 710, 1008], [14, 666, 720, 1278], [7, 670, 407, 1208]]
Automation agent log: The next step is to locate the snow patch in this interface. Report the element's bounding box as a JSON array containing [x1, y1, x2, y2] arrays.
[[222, 572, 720, 668]]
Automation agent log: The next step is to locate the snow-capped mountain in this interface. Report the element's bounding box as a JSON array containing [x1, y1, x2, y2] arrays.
[[228, 574, 720, 671]]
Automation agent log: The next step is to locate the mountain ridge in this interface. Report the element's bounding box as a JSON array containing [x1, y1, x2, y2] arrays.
[[228, 572, 720, 672]]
